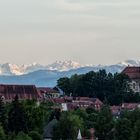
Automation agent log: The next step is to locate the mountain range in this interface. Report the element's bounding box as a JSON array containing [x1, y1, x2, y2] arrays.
[[0, 59, 139, 87]]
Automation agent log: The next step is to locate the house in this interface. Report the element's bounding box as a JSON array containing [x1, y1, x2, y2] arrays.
[[74, 97, 103, 110], [121, 103, 140, 111], [0, 84, 40, 102], [37, 87, 60, 99], [43, 118, 58, 140], [66, 97, 103, 111], [110, 103, 140, 118], [122, 67, 140, 93], [111, 106, 121, 117]]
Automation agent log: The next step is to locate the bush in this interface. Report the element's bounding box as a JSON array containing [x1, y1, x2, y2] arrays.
[[29, 131, 42, 140], [15, 132, 32, 140]]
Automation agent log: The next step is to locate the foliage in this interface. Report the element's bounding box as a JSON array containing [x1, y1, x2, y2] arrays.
[[29, 131, 42, 140], [7, 96, 28, 134], [14, 132, 32, 140], [131, 120, 140, 140], [0, 126, 6, 140], [53, 112, 84, 140], [114, 118, 132, 140], [94, 106, 114, 140], [57, 70, 139, 105]]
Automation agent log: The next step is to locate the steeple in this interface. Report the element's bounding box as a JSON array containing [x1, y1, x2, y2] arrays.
[[77, 129, 82, 140]]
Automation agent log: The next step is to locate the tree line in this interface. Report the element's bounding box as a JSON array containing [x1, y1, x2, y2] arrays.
[[0, 96, 55, 140], [0, 94, 140, 139], [52, 105, 140, 140], [57, 70, 140, 105]]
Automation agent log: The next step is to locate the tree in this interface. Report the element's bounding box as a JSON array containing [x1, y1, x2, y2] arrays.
[[131, 120, 140, 140], [0, 97, 7, 130], [114, 118, 132, 140], [29, 131, 42, 140], [53, 112, 84, 140], [14, 132, 32, 140], [0, 126, 6, 140], [57, 70, 134, 105], [7, 95, 28, 134], [94, 106, 114, 140], [57, 77, 71, 95]]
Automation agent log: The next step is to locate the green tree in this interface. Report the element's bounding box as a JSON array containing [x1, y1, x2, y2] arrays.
[[57, 77, 71, 95], [14, 132, 32, 140], [53, 112, 84, 140], [7, 95, 28, 134], [0, 97, 7, 130], [114, 118, 132, 140], [29, 131, 42, 140], [131, 120, 140, 140], [0, 126, 6, 140], [94, 106, 114, 140]]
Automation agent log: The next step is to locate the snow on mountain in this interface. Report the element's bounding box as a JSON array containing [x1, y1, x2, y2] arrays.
[[46, 60, 82, 71], [117, 59, 140, 67], [0, 60, 140, 86], [0, 63, 47, 76], [0, 59, 139, 86], [0, 63, 23, 75], [0, 61, 82, 76]]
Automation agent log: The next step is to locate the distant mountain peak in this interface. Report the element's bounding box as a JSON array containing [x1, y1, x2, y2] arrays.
[[117, 59, 140, 66], [0, 59, 139, 76], [46, 60, 82, 71], [0, 59, 139, 86]]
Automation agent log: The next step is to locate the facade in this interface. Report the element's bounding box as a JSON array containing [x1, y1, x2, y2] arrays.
[[0, 84, 40, 102], [57, 97, 103, 111], [122, 67, 140, 93], [37, 87, 60, 99]]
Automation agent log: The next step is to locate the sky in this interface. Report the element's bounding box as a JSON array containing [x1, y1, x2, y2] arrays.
[[0, 0, 140, 65]]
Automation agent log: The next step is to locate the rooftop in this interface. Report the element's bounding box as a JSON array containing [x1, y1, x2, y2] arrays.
[[122, 67, 140, 79]]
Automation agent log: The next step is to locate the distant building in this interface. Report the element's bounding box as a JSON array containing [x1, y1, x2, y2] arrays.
[[110, 103, 140, 118], [64, 97, 103, 111], [37, 87, 60, 99], [122, 67, 140, 93], [0, 84, 40, 102], [43, 118, 58, 140], [121, 103, 140, 111]]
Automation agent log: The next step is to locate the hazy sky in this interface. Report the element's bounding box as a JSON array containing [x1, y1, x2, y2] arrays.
[[0, 0, 140, 65]]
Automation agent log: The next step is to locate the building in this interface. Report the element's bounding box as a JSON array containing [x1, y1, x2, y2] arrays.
[[63, 97, 103, 111], [0, 84, 40, 102], [37, 87, 60, 99], [43, 118, 58, 140], [121, 103, 140, 111], [122, 67, 140, 93]]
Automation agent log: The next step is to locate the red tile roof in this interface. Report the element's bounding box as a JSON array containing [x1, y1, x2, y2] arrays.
[[122, 103, 139, 110], [0, 84, 39, 101], [111, 106, 121, 114], [37, 87, 59, 94], [53, 98, 65, 104], [122, 67, 140, 79]]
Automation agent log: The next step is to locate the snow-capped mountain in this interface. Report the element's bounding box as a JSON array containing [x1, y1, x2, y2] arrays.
[[0, 59, 139, 86], [0, 63, 47, 75], [117, 59, 140, 67], [0, 61, 82, 76], [0, 59, 139, 76], [46, 60, 82, 71]]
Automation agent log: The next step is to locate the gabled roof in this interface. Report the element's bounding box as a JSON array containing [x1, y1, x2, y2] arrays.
[[37, 87, 59, 93], [43, 119, 58, 138], [122, 103, 139, 110], [0, 84, 39, 101], [122, 67, 140, 79]]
